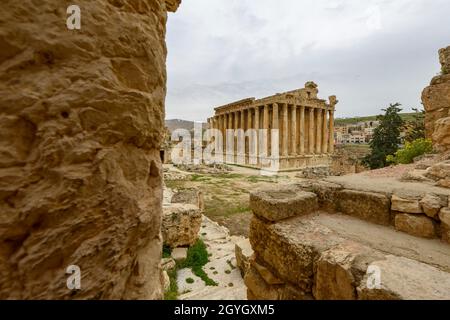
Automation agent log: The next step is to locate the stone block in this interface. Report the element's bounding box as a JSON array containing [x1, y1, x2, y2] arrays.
[[171, 248, 188, 261], [235, 238, 253, 277], [395, 214, 436, 239], [336, 189, 391, 225], [439, 207, 450, 243], [250, 185, 318, 222], [171, 187, 204, 211], [391, 194, 423, 214], [162, 203, 202, 248], [420, 193, 444, 219]]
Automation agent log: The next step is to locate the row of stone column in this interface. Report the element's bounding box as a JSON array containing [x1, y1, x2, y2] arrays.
[[208, 103, 334, 158]]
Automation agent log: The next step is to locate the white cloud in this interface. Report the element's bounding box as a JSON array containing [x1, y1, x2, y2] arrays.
[[166, 0, 450, 121]]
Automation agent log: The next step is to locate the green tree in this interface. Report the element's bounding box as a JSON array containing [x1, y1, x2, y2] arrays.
[[363, 103, 404, 169], [403, 108, 425, 142]]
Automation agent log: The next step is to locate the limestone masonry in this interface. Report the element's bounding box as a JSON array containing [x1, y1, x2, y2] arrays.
[[0, 0, 180, 299], [207, 82, 338, 171], [422, 46, 450, 152]]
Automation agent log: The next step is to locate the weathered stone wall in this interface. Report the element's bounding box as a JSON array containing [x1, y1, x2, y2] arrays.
[[246, 182, 450, 300], [422, 46, 450, 152], [330, 145, 369, 176], [0, 0, 179, 299]]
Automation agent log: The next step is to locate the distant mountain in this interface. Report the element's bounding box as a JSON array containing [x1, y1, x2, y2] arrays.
[[165, 119, 207, 133]]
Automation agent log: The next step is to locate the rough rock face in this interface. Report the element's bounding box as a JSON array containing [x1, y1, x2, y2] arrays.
[[0, 0, 179, 299], [422, 46, 450, 152], [162, 204, 202, 248]]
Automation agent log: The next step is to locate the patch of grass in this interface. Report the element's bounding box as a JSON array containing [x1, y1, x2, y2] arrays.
[[162, 245, 172, 259], [164, 180, 187, 189], [186, 278, 195, 284], [164, 268, 178, 300], [190, 174, 211, 182], [212, 173, 244, 180], [178, 239, 218, 287], [247, 175, 277, 184]]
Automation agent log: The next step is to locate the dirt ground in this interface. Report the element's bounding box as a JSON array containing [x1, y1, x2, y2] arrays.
[[164, 165, 297, 237]]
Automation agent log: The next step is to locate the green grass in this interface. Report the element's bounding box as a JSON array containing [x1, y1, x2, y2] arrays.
[[162, 245, 172, 259], [164, 239, 218, 300], [204, 196, 250, 218], [178, 239, 218, 287], [190, 174, 211, 182], [164, 268, 178, 300], [246, 175, 277, 183], [164, 179, 187, 189], [186, 278, 195, 284]]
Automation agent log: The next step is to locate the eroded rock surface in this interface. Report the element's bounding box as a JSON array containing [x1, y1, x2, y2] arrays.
[[422, 46, 450, 152], [0, 0, 180, 299]]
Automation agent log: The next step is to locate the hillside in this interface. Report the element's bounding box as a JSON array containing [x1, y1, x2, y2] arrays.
[[335, 112, 417, 126]]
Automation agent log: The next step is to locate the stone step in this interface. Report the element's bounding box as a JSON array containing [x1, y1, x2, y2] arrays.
[[248, 212, 450, 300], [179, 285, 246, 300]]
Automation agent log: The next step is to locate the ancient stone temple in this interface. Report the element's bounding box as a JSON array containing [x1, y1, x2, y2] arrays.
[[207, 82, 338, 171]]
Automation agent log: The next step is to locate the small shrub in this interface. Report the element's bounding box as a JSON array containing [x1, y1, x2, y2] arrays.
[[225, 270, 231, 274], [186, 278, 195, 284], [387, 138, 433, 165]]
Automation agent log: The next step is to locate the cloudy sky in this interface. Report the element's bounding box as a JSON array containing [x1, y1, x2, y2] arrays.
[[165, 0, 450, 121]]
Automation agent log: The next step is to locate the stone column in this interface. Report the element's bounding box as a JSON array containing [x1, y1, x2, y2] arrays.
[[247, 109, 253, 164], [309, 108, 315, 154], [222, 114, 227, 152], [254, 106, 260, 162], [322, 109, 328, 153], [316, 109, 322, 154], [291, 105, 297, 155], [234, 111, 239, 162], [282, 103, 288, 156], [263, 105, 270, 158], [329, 109, 335, 153], [299, 106, 305, 154], [272, 103, 279, 157], [214, 116, 220, 154]]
